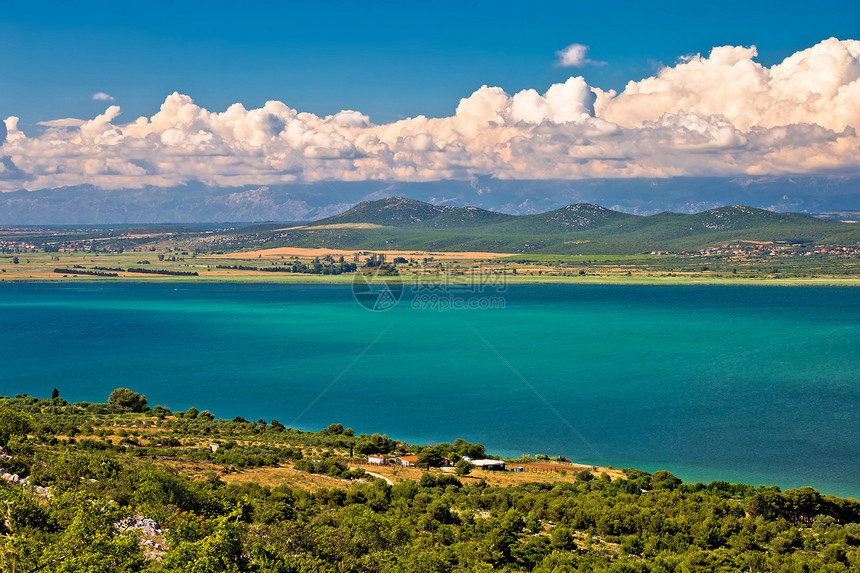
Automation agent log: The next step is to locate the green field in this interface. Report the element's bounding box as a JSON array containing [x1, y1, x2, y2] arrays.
[[2, 249, 859, 286]]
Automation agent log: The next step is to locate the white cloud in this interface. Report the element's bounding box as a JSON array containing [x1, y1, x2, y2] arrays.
[[2, 38, 860, 192], [556, 43, 603, 67], [37, 118, 87, 128], [92, 92, 116, 101], [600, 37, 860, 131]]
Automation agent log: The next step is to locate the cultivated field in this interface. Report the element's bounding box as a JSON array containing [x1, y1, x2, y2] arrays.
[[2, 248, 859, 285]]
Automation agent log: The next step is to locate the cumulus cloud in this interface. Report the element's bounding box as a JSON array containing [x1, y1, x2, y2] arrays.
[[556, 43, 602, 67], [92, 92, 116, 101], [599, 37, 860, 131], [1, 38, 860, 192], [557, 43, 587, 66]]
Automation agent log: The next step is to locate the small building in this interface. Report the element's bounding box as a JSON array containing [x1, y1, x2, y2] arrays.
[[366, 456, 386, 465], [398, 455, 419, 467], [470, 459, 506, 471]]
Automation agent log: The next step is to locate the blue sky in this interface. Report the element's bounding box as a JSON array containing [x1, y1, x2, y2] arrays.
[[3, 0, 857, 124], [2, 0, 860, 192]]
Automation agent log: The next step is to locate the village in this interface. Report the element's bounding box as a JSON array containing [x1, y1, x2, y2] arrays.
[[651, 243, 858, 257]]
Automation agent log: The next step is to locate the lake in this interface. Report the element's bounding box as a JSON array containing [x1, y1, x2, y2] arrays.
[[1, 281, 858, 498]]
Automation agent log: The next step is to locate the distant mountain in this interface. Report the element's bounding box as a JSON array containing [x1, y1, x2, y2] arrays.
[[311, 197, 514, 229], [250, 197, 860, 255], [416, 205, 515, 229], [689, 205, 814, 230], [492, 203, 634, 234], [1, 175, 859, 224], [312, 197, 456, 227]]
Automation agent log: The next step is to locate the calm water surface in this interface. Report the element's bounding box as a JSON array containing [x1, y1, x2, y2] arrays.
[[1, 282, 858, 498]]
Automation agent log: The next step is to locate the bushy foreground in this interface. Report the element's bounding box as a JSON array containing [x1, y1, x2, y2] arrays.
[[0, 394, 859, 572]]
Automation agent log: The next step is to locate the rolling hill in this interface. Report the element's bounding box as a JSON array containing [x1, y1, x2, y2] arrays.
[[248, 197, 860, 255]]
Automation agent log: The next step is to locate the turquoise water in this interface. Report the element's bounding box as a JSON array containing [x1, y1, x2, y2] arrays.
[[1, 282, 858, 498]]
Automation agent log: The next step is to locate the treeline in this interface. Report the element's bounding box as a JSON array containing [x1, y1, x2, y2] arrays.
[[215, 261, 358, 275], [53, 268, 118, 277], [127, 267, 199, 276], [93, 265, 125, 272], [52, 266, 200, 277]]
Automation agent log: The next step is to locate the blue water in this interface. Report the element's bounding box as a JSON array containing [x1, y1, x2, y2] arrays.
[[1, 282, 858, 498]]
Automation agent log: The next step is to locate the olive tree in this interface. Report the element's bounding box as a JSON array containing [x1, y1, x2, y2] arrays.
[[107, 388, 149, 412]]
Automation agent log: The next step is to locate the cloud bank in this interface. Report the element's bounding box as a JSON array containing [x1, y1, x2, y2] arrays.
[[2, 38, 860, 192]]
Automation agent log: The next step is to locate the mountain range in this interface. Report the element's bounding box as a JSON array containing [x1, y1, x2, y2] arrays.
[[2, 175, 860, 225], [245, 197, 860, 255]]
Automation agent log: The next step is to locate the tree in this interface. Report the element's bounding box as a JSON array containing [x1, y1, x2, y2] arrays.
[[162, 507, 248, 572], [0, 406, 31, 448], [24, 493, 146, 573], [417, 448, 444, 470], [455, 459, 475, 476], [185, 407, 199, 419], [355, 433, 396, 455], [52, 387, 60, 399], [452, 438, 486, 458], [651, 470, 681, 490], [325, 423, 344, 435], [107, 388, 149, 412], [12, 256, 18, 264]]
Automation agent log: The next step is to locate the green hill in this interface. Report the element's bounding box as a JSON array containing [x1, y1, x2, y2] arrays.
[[491, 203, 635, 235], [311, 196, 455, 227], [415, 205, 515, 229], [256, 197, 860, 254]]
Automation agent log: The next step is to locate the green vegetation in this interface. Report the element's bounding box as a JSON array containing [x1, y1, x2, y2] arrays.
[[248, 198, 860, 255], [4, 198, 860, 259], [2, 197, 859, 285], [108, 388, 150, 413], [0, 390, 858, 572], [215, 257, 357, 275]]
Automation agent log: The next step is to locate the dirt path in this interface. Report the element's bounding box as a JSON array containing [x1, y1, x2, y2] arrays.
[[359, 469, 394, 485]]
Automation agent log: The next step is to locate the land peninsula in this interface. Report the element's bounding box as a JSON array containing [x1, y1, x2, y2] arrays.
[[1, 197, 858, 285], [0, 389, 858, 572]]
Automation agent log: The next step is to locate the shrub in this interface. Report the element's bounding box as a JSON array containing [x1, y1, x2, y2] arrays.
[[107, 388, 149, 412]]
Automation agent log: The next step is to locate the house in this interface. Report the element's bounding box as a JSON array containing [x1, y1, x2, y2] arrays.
[[398, 455, 419, 467], [470, 459, 506, 471], [366, 455, 386, 465]]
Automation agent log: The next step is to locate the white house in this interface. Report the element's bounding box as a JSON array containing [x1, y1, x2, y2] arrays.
[[470, 459, 506, 471]]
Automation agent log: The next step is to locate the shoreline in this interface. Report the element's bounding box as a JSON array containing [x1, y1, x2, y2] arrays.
[[2, 275, 860, 286]]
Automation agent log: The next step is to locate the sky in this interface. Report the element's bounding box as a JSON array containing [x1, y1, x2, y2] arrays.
[[2, 0, 860, 191]]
